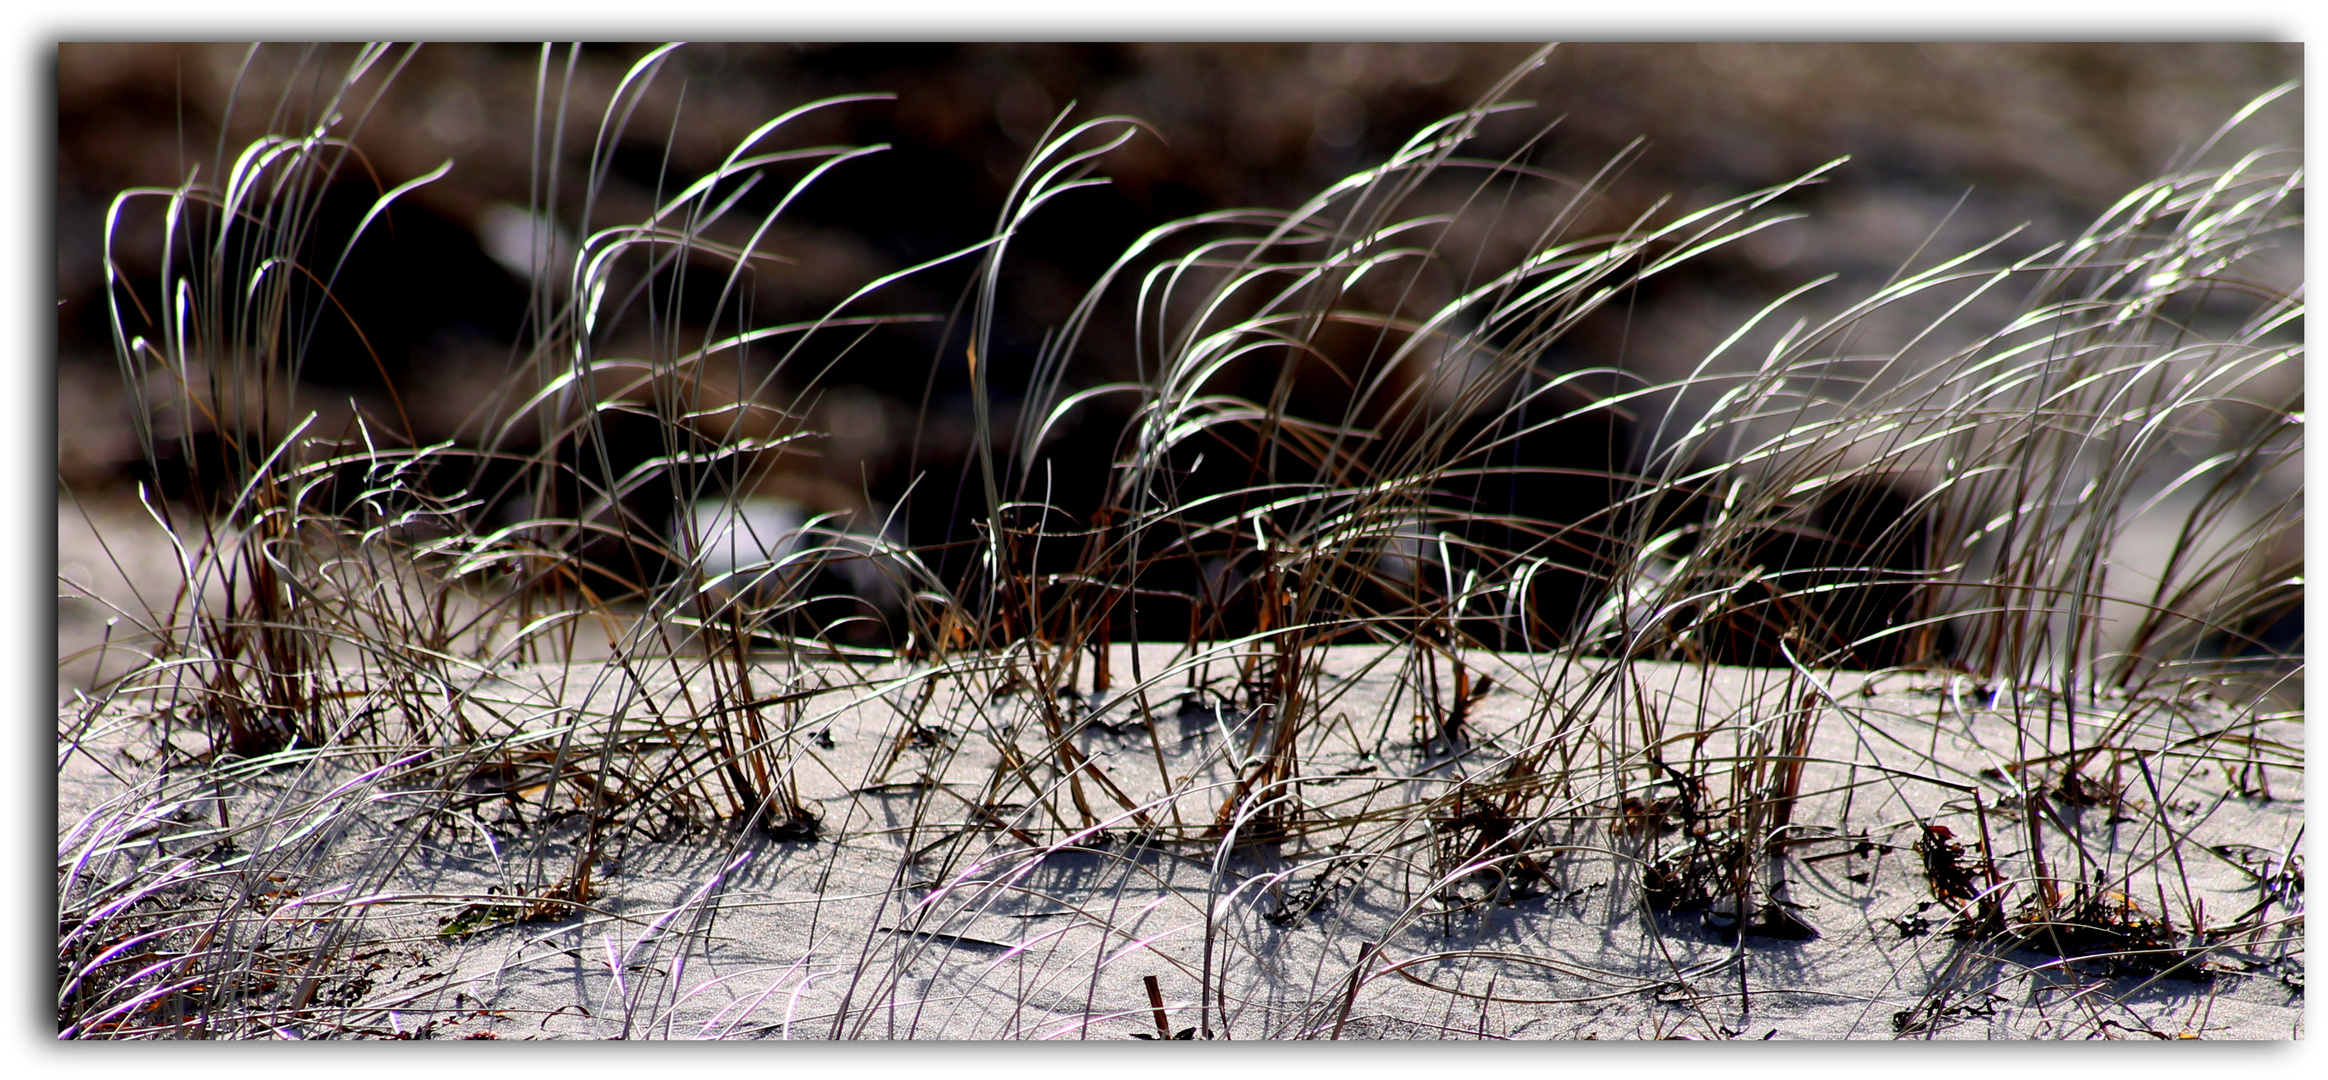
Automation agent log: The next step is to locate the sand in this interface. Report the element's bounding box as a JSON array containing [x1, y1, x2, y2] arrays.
[[56, 641, 2303, 1040]]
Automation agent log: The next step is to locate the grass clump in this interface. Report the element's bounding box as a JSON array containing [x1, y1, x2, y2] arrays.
[[59, 43, 2300, 1040]]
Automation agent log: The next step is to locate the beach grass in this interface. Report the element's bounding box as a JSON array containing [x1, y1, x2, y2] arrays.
[[57, 43, 2301, 1039]]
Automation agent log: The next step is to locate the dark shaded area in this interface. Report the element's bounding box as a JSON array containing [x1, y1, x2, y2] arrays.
[[285, 180, 531, 392], [1681, 477, 1936, 669]]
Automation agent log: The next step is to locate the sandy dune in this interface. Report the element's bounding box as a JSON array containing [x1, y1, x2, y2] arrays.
[[57, 643, 2303, 1040]]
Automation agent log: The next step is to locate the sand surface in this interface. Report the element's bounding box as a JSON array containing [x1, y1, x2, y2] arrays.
[[57, 642, 2303, 1040]]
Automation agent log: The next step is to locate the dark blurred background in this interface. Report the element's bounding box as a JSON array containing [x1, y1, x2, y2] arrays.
[[58, 41, 2302, 489]]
